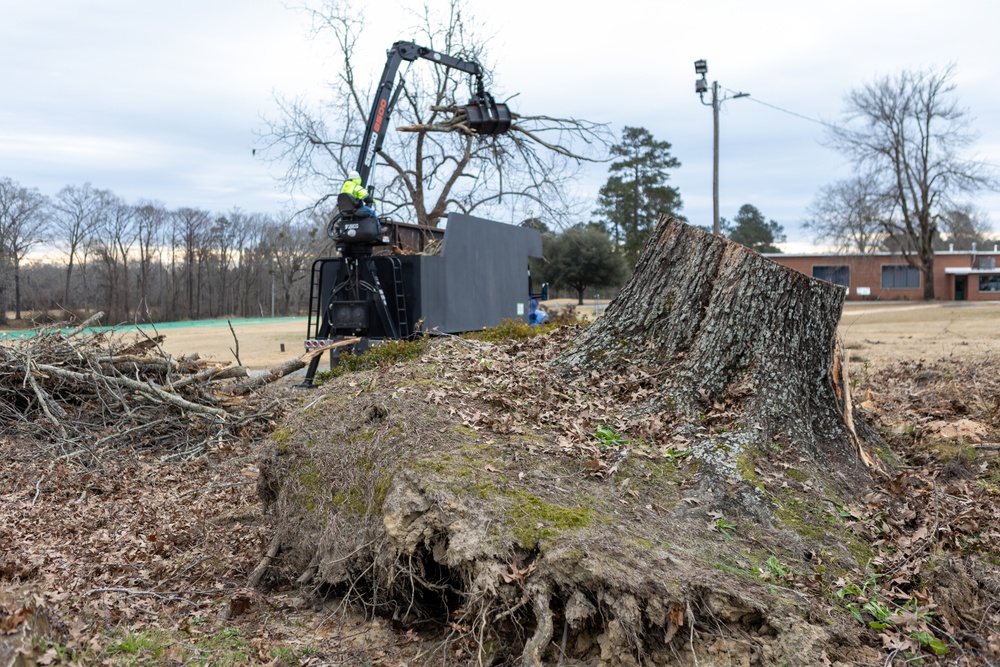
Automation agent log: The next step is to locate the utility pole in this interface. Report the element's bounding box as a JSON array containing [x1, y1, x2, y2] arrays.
[[712, 79, 720, 237], [694, 60, 749, 236]]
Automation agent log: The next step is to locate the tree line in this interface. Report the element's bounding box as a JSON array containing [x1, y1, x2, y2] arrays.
[[0, 181, 331, 326]]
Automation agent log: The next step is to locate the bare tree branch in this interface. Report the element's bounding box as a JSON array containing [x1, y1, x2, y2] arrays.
[[258, 0, 611, 228]]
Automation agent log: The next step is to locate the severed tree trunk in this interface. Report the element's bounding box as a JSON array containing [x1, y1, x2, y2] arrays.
[[556, 216, 884, 498]]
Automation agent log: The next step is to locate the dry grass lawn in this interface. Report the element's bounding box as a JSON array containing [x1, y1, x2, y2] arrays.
[[839, 301, 1000, 368], [139, 300, 1000, 371]]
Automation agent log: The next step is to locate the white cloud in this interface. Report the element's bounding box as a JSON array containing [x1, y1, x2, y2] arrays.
[[0, 0, 997, 243]]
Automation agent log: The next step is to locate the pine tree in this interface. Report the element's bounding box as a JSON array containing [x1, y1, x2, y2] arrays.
[[724, 204, 785, 253], [594, 127, 682, 263]]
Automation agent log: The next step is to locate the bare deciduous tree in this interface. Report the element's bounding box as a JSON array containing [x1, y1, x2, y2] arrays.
[[264, 219, 319, 315], [0, 178, 50, 322], [211, 213, 237, 317], [172, 207, 212, 320], [827, 64, 998, 299], [935, 204, 993, 251], [232, 212, 271, 317], [135, 201, 167, 314], [52, 183, 108, 308], [805, 175, 891, 254], [89, 192, 137, 322], [260, 0, 610, 228]]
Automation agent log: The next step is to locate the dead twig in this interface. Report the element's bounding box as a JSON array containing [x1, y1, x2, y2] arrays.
[[84, 587, 198, 607], [224, 338, 359, 396], [64, 311, 104, 339], [228, 319, 242, 366], [247, 534, 282, 589], [25, 358, 69, 441], [171, 365, 247, 389], [35, 363, 227, 419], [31, 475, 45, 506]]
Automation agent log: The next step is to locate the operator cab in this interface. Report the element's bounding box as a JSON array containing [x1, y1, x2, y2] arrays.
[[329, 193, 383, 254]]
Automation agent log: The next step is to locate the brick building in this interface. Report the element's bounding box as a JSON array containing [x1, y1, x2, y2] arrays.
[[763, 246, 1000, 301]]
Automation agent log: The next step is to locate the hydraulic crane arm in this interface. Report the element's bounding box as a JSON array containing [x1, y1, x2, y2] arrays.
[[354, 40, 512, 186]]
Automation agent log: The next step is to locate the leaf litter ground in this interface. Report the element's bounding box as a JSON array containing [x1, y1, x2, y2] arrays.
[[2, 320, 999, 666]]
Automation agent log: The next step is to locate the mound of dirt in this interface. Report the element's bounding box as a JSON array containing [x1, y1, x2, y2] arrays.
[[256, 331, 894, 666]]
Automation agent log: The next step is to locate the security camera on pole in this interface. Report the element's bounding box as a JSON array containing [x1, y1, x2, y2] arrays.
[[694, 60, 749, 236]]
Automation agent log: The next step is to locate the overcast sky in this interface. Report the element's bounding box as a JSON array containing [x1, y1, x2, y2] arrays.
[[3, 0, 999, 250]]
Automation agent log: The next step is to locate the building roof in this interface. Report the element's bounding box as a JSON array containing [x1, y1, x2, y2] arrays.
[[944, 267, 1000, 275], [764, 248, 1000, 259]]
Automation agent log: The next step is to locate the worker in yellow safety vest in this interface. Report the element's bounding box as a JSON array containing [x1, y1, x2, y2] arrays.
[[340, 170, 380, 232]]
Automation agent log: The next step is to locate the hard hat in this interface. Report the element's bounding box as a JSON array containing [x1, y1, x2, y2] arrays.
[[347, 170, 360, 180]]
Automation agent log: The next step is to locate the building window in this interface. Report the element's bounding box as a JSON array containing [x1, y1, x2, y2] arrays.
[[980, 276, 1000, 293], [812, 265, 850, 287], [881, 265, 920, 289], [977, 256, 996, 270]]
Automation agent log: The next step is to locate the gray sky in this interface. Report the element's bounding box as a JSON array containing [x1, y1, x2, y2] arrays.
[[3, 0, 999, 250]]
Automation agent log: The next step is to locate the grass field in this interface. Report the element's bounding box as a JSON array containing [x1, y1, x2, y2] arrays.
[[4, 300, 1000, 371], [839, 301, 1000, 367], [160, 301, 1000, 370]]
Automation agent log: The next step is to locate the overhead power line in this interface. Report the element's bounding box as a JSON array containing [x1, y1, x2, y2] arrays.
[[722, 87, 841, 131], [723, 88, 1000, 172]]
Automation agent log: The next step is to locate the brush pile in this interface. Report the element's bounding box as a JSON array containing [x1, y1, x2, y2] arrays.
[[0, 313, 278, 461]]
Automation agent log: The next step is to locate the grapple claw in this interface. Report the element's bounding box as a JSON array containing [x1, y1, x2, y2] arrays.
[[463, 92, 512, 135]]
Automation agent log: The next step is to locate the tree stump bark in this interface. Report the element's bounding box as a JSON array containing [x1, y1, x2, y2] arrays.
[[556, 216, 883, 498]]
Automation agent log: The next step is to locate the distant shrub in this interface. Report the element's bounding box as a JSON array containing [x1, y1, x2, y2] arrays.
[[465, 318, 556, 343], [314, 338, 428, 385]]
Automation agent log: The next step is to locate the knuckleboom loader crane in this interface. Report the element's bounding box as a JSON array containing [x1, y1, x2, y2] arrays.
[[326, 40, 512, 245], [355, 41, 512, 188], [301, 41, 544, 387]]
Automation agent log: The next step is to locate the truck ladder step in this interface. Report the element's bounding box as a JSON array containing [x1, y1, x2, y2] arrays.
[[390, 257, 408, 338]]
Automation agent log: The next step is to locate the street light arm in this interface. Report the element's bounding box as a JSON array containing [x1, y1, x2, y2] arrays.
[[718, 91, 750, 105]]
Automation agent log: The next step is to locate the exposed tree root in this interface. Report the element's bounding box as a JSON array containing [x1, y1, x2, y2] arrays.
[[256, 390, 879, 665], [522, 582, 553, 667]]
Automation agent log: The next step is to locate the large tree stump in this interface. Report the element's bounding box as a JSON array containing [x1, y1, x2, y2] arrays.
[[556, 216, 883, 497], [254, 219, 898, 663]]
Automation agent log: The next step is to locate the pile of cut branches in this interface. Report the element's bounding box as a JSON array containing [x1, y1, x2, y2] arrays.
[[397, 107, 604, 160], [0, 314, 282, 461]]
